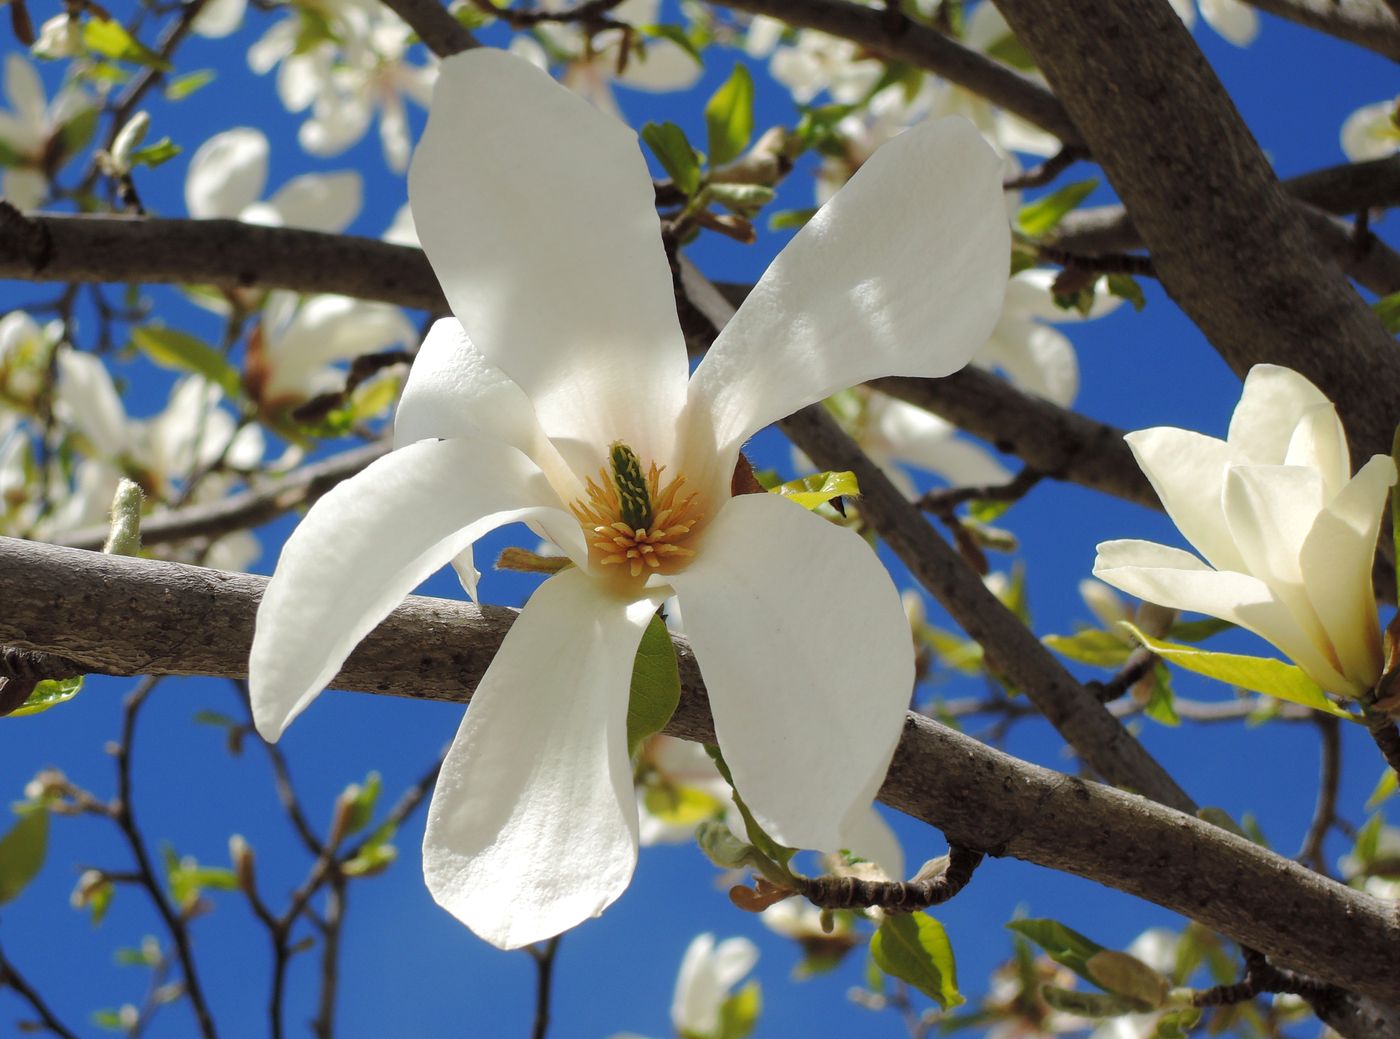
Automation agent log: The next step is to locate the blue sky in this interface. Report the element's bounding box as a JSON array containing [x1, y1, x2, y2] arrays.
[[2, 3, 1398, 1037]]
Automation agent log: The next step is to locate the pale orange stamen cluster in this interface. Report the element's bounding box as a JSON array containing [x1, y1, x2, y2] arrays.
[[571, 462, 703, 578]]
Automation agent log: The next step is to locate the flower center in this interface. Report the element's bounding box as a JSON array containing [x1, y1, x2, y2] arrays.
[[570, 442, 703, 578]]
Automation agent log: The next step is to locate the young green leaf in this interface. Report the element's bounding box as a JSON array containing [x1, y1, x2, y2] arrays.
[[870, 913, 964, 1009], [1042, 629, 1132, 668], [7, 675, 84, 717], [1005, 918, 1106, 981], [641, 121, 701, 196], [83, 19, 173, 69], [1084, 949, 1169, 1010], [1118, 621, 1352, 718], [705, 63, 755, 167], [1375, 291, 1400, 334], [625, 614, 681, 755], [718, 979, 761, 1039], [769, 470, 859, 511], [130, 326, 241, 399], [768, 207, 819, 231], [128, 137, 182, 169], [1106, 273, 1146, 311], [0, 806, 49, 904], [164, 69, 216, 101], [340, 771, 382, 839], [1039, 985, 1143, 1018], [1016, 178, 1098, 237]]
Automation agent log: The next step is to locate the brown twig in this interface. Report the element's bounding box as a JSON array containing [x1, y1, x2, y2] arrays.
[[1086, 648, 1158, 704], [918, 468, 1044, 517], [525, 936, 562, 1039], [0, 942, 80, 1039], [1193, 947, 1336, 1007], [1296, 715, 1341, 875], [1003, 147, 1086, 191], [795, 845, 983, 911], [1235, 0, 1400, 62], [378, 0, 478, 56], [1032, 242, 1156, 278]]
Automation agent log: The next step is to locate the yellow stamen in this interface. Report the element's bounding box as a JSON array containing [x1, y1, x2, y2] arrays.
[[570, 453, 703, 580]]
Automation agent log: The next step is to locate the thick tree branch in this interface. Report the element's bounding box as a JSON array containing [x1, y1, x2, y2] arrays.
[[382, 0, 479, 57], [991, 0, 1400, 464], [1237, 0, 1400, 62], [2, 536, 1398, 1002], [703, 0, 1082, 145]]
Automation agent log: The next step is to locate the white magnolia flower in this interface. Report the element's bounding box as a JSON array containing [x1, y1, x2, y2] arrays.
[[635, 734, 734, 846], [805, 388, 1010, 500], [0, 54, 93, 210], [0, 310, 60, 408], [191, 0, 246, 38], [1166, 0, 1259, 46], [249, 1, 436, 172], [185, 127, 362, 231], [1094, 365, 1396, 698], [973, 268, 1121, 408], [1339, 824, 1400, 900], [1341, 97, 1400, 162], [670, 934, 759, 1039], [508, 0, 702, 119], [247, 291, 415, 410], [249, 48, 1006, 948]]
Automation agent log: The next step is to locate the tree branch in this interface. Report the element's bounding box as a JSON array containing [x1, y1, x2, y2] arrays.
[[1237, 0, 1400, 62], [991, 0, 1400, 464], [7, 537, 1397, 1001], [704, 0, 1082, 145], [381, 0, 479, 57]]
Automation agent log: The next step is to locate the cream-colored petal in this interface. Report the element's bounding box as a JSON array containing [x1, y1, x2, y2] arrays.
[[1124, 427, 1245, 573]]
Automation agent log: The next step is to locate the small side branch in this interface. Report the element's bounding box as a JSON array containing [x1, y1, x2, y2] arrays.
[[796, 845, 983, 911], [0, 943, 80, 1039], [1193, 947, 1336, 1007], [526, 936, 562, 1039]]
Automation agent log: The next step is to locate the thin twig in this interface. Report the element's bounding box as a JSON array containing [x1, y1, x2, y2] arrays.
[[1296, 715, 1341, 875], [796, 845, 983, 911], [112, 677, 220, 1039], [918, 468, 1044, 516], [312, 880, 346, 1039], [525, 936, 563, 1039], [1193, 947, 1336, 1007], [1033, 242, 1156, 277], [0, 942, 80, 1039], [1086, 648, 1158, 704], [1003, 147, 1086, 190]]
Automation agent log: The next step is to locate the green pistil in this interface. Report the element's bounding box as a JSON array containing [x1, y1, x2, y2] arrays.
[[610, 442, 653, 530]]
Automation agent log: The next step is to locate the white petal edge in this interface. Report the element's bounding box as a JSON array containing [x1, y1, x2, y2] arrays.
[[421, 568, 653, 948], [686, 116, 1009, 479], [249, 438, 584, 741], [185, 128, 268, 220], [1124, 427, 1246, 573], [667, 493, 913, 853], [263, 170, 362, 233], [409, 48, 689, 468], [1227, 364, 1332, 466]]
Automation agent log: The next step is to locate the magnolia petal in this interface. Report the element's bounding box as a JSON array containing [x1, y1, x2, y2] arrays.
[[616, 38, 703, 92], [838, 800, 905, 881], [1167, 0, 1197, 29], [265, 296, 413, 399], [874, 397, 1011, 487], [56, 350, 129, 455], [672, 934, 758, 1036], [2, 168, 46, 211], [409, 49, 689, 466], [1124, 427, 1245, 573], [379, 90, 411, 174], [687, 116, 1008, 470], [1341, 99, 1400, 162], [249, 438, 583, 741], [1222, 464, 1324, 589], [185, 128, 268, 220], [1199, 0, 1259, 45], [300, 94, 374, 157], [262, 170, 362, 233], [191, 0, 246, 37], [667, 493, 912, 853], [1285, 403, 1350, 499], [1093, 539, 1352, 693], [979, 319, 1079, 406], [4, 55, 44, 136], [1002, 269, 1121, 324], [1227, 364, 1332, 466], [393, 319, 582, 502], [422, 568, 652, 949], [1299, 454, 1396, 689]]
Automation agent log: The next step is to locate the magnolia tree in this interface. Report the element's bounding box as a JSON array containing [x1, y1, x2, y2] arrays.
[[0, 0, 1399, 1037]]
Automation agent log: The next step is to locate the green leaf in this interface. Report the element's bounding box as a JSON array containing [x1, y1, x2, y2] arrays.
[[1367, 767, 1397, 810], [870, 913, 963, 1009], [967, 497, 1013, 524], [1084, 949, 1168, 1010], [770, 470, 858, 511], [7, 675, 83, 717], [1355, 811, 1384, 866], [1165, 617, 1234, 643], [626, 615, 681, 756], [641, 23, 704, 65], [706, 746, 796, 869], [164, 68, 215, 100], [642, 784, 722, 828], [718, 979, 761, 1039], [54, 106, 99, 163], [768, 207, 820, 231], [708, 182, 774, 215], [1375, 291, 1400, 334], [1005, 919, 1105, 982], [1117, 622, 1352, 718], [293, 7, 339, 53], [128, 137, 181, 169], [83, 19, 172, 69], [342, 841, 397, 877], [1106, 273, 1146, 311], [130, 326, 241, 399], [641, 121, 701, 196], [1042, 629, 1132, 668], [984, 31, 1036, 71], [705, 62, 755, 167], [1016, 178, 1099, 236], [341, 771, 382, 839], [1039, 985, 1143, 1018], [1141, 663, 1179, 727], [192, 709, 240, 729], [0, 138, 24, 167], [0, 806, 49, 904]]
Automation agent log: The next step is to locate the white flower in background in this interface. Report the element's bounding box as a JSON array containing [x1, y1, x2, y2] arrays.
[[246, 290, 416, 411], [747, 20, 883, 106], [635, 734, 735, 846], [0, 54, 93, 210], [250, 49, 1006, 948], [249, 1, 436, 172], [973, 268, 1121, 408], [1339, 824, 1400, 899], [1166, 0, 1259, 46], [191, 0, 246, 38], [0, 310, 61, 408], [185, 127, 362, 230], [670, 934, 759, 1039], [1094, 365, 1396, 698], [1341, 97, 1400, 162], [803, 388, 1010, 500], [382, 202, 418, 246], [31, 14, 85, 59], [508, 0, 702, 119]]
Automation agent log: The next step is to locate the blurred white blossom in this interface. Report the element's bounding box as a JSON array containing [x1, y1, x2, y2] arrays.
[[1341, 96, 1400, 162], [0, 53, 94, 210]]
